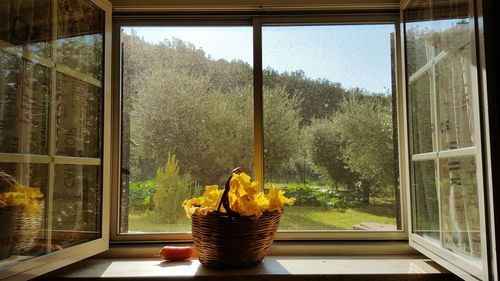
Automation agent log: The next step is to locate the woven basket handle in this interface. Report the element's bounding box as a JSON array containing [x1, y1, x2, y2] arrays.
[[216, 167, 245, 217], [0, 171, 18, 189]]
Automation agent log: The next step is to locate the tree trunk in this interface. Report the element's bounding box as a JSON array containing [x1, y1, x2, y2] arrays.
[[362, 182, 370, 204]]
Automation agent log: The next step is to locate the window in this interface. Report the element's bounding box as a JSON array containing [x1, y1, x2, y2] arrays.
[[0, 1, 497, 280], [119, 25, 253, 234], [262, 24, 400, 231], [115, 16, 404, 240], [403, 0, 489, 279], [0, 0, 111, 279]]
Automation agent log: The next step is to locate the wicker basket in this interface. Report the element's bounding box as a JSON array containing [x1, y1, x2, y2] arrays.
[[0, 172, 43, 256], [191, 168, 281, 268]]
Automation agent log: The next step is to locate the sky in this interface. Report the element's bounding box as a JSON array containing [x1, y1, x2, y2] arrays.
[[123, 24, 395, 94]]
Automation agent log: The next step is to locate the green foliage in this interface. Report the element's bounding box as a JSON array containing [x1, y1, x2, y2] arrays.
[[129, 180, 156, 212], [331, 95, 395, 201], [263, 69, 349, 124], [264, 86, 303, 179], [125, 33, 304, 185], [57, 35, 103, 79], [154, 153, 200, 224], [281, 184, 340, 209], [122, 32, 396, 209], [309, 94, 395, 204], [309, 120, 359, 187]]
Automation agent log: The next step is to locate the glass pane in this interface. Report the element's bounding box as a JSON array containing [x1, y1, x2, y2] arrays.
[[405, 0, 485, 275], [0, 0, 52, 58], [409, 72, 433, 154], [120, 27, 253, 233], [0, 163, 48, 265], [405, 0, 468, 76], [404, 0, 433, 77], [56, 0, 104, 80], [55, 73, 102, 158], [263, 24, 400, 231], [412, 160, 439, 240], [440, 157, 481, 260], [52, 165, 100, 249], [436, 36, 474, 150], [406, 0, 473, 153], [0, 0, 105, 272], [0, 53, 50, 155]]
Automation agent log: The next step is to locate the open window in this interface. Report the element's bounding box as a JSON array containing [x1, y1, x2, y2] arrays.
[[113, 15, 406, 241], [402, 0, 491, 279], [0, 0, 111, 279], [0, 0, 497, 280]]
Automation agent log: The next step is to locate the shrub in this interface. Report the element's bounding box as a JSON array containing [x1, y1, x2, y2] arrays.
[[154, 153, 201, 224], [281, 184, 340, 208], [129, 180, 156, 212]]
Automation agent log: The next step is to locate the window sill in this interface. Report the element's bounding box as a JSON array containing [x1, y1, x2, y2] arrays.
[[37, 255, 460, 280]]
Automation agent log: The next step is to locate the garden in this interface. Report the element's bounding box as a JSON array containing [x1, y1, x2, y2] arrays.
[[121, 30, 400, 232]]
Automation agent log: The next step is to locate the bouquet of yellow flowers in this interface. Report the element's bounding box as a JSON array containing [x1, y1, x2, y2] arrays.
[[182, 168, 294, 269], [0, 183, 44, 216], [182, 171, 294, 219], [0, 172, 44, 257]]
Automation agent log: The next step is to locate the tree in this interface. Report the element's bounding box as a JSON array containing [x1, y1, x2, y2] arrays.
[[264, 69, 348, 124], [331, 94, 395, 203], [123, 34, 304, 186], [154, 153, 200, 224], [263, 86, 303, 180], [309, 119, 359, 188]]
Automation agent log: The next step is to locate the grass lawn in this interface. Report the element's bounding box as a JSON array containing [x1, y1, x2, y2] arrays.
[[280, 206, 396, 230], [128, 212, 191, 232], [128, 204, 397, 232]]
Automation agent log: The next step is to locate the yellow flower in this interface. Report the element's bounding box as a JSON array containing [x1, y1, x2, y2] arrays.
[[182, 172, 294, 219], [0, 184, 44, 216], [183, 185, 224, 218], [266, 183, 295, 212]]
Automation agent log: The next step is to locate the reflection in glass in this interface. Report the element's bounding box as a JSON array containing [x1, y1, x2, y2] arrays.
[[0, 0, 52, 58], [405, 0, 484, 272], [56, 0, 104, 80], [52, 165, 100, 249], [440, 157, 481, 260], [405, 0, 473, 153], [409, 72, 433, 154], [55, 73, 102, 158], [436, 39, 474, 150], [0, 53, 50, 155], [0, 0, 105, 270], [0, 163, 48, 260], [413, 160, 439, 240], [404, 0, 469, 76], [120, 27, 253, 233], [404, 0, 433, 76], [262, 25, 400, 231]]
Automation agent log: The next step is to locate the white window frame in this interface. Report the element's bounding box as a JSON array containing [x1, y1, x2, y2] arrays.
[[0, 0, 112, 280], [400, 0, 491, 279]]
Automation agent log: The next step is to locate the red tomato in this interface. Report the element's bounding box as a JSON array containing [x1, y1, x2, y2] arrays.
[[160, 246, 193, 261]]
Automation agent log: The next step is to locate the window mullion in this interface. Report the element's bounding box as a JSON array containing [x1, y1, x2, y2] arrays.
[[0, 153, 51, 163], [46, 0, 59, 255], [52, 156, 101, 165], [253, 19, 264, 190], [428, 42, 445, 248], [0, 39, 54, 68], [55, 64, 103, 88]]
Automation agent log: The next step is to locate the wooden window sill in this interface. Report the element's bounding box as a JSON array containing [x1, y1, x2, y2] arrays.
[[36, 255, 460, 280]]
